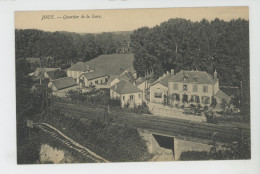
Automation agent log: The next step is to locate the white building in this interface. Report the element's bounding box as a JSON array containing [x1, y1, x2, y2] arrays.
[[66, 62, 94, 83], [110, 80, 143, 108]]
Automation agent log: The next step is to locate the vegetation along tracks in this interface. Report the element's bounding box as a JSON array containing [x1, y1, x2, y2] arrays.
[[34, 122, 109, 163]]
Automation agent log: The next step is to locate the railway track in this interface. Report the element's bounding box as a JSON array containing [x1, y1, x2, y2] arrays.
[[34, 122, 109, 163], [53, 102, 250, 144]]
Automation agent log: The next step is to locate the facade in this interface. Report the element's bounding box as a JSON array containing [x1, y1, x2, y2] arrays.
[[48, 77, 78, 97], [67, 62, 94, 83], [149, 70, 174, 103], [110, 80, 143, 108], [79, 70, 109, 87], [168, 70, 229, 107]]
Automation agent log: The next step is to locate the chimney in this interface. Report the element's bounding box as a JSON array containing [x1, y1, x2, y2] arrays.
[[171, 69, 174, 75], [214, 69, 217, 80]]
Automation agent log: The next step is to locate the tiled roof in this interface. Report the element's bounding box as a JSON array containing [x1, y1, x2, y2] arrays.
[[68, 54, 134, 77], [85, 54, 134, 75], [68, 62, 90, 72], [110, 80, 142, 94], [80, 70, 108, 80], [169, 70, 217, 85], [215, 89, 231, 103], [107, 71, 135, 85], [51, 77, 77, 90], [151, 73, 174, 87]]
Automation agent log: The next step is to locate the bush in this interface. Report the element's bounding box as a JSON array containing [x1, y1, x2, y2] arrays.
[[205, 110, 217, 124], [108, 98, 121, 107]]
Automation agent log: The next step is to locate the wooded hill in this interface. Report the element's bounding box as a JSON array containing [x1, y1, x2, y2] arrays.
[[131, 18, 249, 88], [15, 29, 132, 63]]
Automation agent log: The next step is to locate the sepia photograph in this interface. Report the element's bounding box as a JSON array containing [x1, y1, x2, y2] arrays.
[[14, 7, 250, 164]]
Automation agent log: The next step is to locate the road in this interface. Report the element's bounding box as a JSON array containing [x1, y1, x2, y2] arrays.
[[53, 101, 250, 144]]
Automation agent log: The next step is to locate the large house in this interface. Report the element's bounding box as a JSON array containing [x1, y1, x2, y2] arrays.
[[148, 69, 232, 110], [110, 80, 143, 108], [48, 77, 78, 97], [168, 70, 231, 108]]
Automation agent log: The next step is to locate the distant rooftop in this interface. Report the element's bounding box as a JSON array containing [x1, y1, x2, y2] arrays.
[[51, 77, 77, 90], [110, 80, 142, 94]]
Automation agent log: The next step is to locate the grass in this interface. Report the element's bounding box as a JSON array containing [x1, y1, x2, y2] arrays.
[[38, 108, 152, 162]]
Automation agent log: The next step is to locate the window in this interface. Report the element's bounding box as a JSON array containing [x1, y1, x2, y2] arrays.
[[193, 85, 198, 92], [95, 80, 98, 84], [90, 82, 93, 86], [130, 95, 134, 101], [191, 95, 200, 103], [203, 86, 208, 93], [173, 83, 178, 90], [100, 79, 103, 84], [138, 93, 141, 99], [154, 92, 162, 98], [183, 84, 188, 91], [123, 96, 125, 101], [202, 96, 210, 104], [172, 93, 180, 101]]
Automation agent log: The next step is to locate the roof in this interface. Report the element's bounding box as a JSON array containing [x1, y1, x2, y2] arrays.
[[219, 86, 240, 97], [110, 80, 142, 94], [215, 89, 231, 103], [107, 71, 135, 85], [68, 62, 91, 72], [169, 70, 217, 85], [125, 67, 136, 74], [51, 77, 77, 90], [85, 53, 134, 76], [80, 70, 108, 80], [136, 73, 155, 86], [34, 67, 60, 77], [46, 69, 67, 80], [151, 73, 174, 87]]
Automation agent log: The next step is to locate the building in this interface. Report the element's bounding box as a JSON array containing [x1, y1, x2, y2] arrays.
[[110, 80, 143, 108], [79, 70, 109, 88], [149, 70, 175, 103], [122, 67, 137, 79], [136, 73, 155, 93], [66, 62, 94, 83], [107, 71, 135, 87], [168, 70, 230, 107], [67, 54, 135, 84], [48, 77, 78, 97]]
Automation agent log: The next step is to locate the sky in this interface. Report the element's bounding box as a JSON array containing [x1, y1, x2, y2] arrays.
[[15, 6, 249, 33]]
